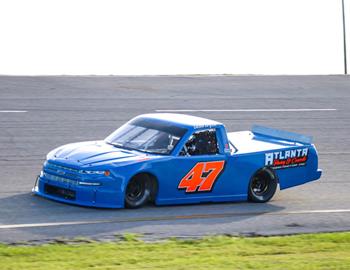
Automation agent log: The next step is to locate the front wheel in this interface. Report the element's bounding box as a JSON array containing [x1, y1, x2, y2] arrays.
[[248, 168, 277, 203], [125, 174, 152, 209]]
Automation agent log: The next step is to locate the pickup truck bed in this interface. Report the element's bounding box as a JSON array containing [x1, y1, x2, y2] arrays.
[[228, 131, 305, 155]]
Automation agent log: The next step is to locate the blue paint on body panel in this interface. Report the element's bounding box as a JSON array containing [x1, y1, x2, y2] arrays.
[[33, 113, 322, 208]]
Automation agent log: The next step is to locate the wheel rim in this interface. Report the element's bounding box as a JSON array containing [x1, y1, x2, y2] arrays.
[[126, 178, 145, 202], [251, 176, 269, 196]]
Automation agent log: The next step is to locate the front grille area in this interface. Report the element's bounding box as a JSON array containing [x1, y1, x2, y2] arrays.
[[44, 184, 76, 200], [46, 162, 80, 173], [43, 172, 78, 186], [45, 162, 81, 179], [44, 161, 82, 184]]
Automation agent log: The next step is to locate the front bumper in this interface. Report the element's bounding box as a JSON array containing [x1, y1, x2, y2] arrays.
[[33, 175, 124, 208]]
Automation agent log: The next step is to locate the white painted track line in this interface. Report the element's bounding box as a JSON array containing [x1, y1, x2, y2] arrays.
[[0, 110, 27, 113], [155, 109, 337, 112], [1, 209, 349, 230]]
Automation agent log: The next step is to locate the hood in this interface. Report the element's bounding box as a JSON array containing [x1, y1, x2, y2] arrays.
[[50, 141, 149, 166]]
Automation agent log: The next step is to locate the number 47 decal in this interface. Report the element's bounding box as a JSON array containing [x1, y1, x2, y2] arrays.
[[178, 160, 225, 193]]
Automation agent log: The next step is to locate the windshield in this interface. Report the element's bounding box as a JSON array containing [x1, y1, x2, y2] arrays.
[[105, 118, 187, 155]]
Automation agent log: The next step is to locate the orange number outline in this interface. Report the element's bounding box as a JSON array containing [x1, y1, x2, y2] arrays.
[[178, 160, 225, 193]]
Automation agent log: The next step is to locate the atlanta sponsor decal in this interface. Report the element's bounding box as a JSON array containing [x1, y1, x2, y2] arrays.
[[265, 148, 308, 169]]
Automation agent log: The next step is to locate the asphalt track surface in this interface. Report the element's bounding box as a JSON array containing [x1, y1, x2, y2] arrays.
[[0, 75, 349, 243]]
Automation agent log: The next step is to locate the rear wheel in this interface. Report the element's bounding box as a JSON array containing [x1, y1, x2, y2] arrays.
[[248, 168, 277, 203], [125, 174, 152, 208]]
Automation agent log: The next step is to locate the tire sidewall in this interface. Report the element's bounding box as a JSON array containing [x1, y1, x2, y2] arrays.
[[248, 168, 277, 203], [125, 175, 152, 209]]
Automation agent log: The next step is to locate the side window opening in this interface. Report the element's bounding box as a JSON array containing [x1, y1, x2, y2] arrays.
[[180, 129, 219, 156]]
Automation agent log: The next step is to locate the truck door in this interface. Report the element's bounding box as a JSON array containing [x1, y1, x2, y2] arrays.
[[159, 128, 231, 204]]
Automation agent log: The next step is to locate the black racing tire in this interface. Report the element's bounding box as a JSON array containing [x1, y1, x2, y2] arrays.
[[248, 168, 277, 203], [125, 174, 152, 209]]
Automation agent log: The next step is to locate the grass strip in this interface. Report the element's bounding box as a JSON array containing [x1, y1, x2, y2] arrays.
[[0, 232, 349, 270]]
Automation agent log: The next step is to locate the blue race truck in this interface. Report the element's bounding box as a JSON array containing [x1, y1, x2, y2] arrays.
[[33, 113, 322, 208]]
